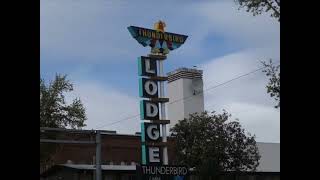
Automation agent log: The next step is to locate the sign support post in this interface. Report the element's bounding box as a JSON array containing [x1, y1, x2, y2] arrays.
[[95, 130, 102, 180], [159, 59, 168, 165]]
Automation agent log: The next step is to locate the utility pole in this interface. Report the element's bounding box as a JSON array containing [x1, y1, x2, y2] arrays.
[[95, 130, 102, 180], [40, 127, 102, 180]]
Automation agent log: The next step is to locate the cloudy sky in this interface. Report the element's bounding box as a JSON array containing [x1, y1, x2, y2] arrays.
[[41, 0, 280, 143]]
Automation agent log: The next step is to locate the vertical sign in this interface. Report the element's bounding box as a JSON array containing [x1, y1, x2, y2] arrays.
[[138, 55, 167, 165], [130, 21, 189, 180]]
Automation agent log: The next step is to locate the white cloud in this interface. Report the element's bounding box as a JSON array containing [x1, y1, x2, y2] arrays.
[[191, 0, 280, 48], [41, 0, 146, 63], [66, 80, 140, 134], [190, 1, 280, 142], [201, 47, 279, 85], [201, 49, 280, 142], [41, 0, 279, 64], [228, 102, 280, 143]]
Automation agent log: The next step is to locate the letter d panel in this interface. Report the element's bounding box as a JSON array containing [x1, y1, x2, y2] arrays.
[[140, 100, 159, 120], [138, 56, 157, 77]]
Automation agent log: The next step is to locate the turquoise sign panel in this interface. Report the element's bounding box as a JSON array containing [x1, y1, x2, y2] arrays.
[[128, 26, 188, 55]]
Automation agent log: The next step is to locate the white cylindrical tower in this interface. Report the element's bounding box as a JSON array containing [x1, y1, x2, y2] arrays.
[[167, 68, 204, 131]]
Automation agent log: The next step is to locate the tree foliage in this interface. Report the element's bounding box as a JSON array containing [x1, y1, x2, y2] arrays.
[[235, 0, 280, 22], [40, 74, 86, 129], [262, 59, 280, 108], [234, 1, 280, 108], [40, 74, 87, 164], [171, 111, 260, 179]]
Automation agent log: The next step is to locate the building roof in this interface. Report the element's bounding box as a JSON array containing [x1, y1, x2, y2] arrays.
[[52, 141, 280, 173], [40, 136, 280, 177], [167, 67, 203, 83], [41, 142, 280, 177], [256, 142, 280, 172], [167, 67, 203, 76], [62, 164, 136, 171], [40, 164, 137, 177]]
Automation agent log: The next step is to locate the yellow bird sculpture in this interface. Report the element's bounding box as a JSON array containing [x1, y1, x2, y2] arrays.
[[154, 20, 166, 32]]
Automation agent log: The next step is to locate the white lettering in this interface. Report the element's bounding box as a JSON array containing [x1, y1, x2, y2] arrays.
[[182, 167, 188, 175], [145, 59, 155, 74], [165, 167, 170, 174], [161, 167, 166, 174], [146, 102, 158, 117], [149, 147, 160, 163], [173, 167, 177, 175], [144, 80, 158, 96], [145, 166, 151, 174], [147, 124, 160, 140], [170, 167, 174, 174]]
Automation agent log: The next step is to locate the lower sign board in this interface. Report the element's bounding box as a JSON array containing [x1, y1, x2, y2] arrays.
[[136, 165, 189, 180]]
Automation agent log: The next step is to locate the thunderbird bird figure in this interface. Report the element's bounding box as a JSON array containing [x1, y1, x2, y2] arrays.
[[128, 21, 188, 55]]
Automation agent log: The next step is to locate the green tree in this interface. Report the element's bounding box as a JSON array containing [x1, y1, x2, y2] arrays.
[[40, 74, 86, 128], [40, 74, 87, 164], [234, 0, 280, 22], [262, 59, 280, 108], [171, 111, 260, 179]]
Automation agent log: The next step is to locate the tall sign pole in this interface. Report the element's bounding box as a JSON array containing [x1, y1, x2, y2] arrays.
[[128, 21, 189, 179], [159, 59, 168, 165]]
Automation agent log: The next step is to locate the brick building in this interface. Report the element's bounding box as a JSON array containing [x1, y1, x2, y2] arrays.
[[40, 131, 178, 180], [48, 132, 176, 166], [40, 131, 280, 180]]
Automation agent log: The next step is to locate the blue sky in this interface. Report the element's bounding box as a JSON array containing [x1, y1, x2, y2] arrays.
[[41, 0, 280, 142]]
